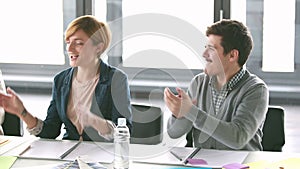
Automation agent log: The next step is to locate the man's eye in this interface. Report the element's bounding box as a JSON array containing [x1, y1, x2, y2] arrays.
[[205, 45, 214, 50]]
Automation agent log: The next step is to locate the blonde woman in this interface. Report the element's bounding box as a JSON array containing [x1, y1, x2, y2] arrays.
[[0, 16, 132, 141]]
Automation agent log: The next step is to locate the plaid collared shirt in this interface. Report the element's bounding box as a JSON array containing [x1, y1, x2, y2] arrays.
[[210, 68, 245, 114]]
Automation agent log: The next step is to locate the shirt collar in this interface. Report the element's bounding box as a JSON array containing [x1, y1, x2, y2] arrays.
[[209, 68, 245, 91]]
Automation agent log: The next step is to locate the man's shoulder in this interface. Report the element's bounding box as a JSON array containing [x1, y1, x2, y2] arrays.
[[244, 70, 267, 85], [188, 72, 210, 92], [239, 70, 268, 92], [192, 72, 209, 83]]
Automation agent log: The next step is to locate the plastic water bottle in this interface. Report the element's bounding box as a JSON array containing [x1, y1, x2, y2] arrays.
[[114, 118, 130, 169]]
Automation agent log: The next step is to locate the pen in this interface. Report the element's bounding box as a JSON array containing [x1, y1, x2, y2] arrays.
[[19, 145, 31, 156], [60, 141, 81, 159], [170, 150, 182, 161], [0, 139, 9, 146], [183, 147, 201, 165]]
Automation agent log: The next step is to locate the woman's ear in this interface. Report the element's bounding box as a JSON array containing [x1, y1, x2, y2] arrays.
[[96, 42, 105, 54]]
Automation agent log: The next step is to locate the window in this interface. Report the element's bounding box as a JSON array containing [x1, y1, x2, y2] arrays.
[[242, 0, 300, 87], [0, 0, 75, 88], [0, 0, 64, 65], [262, 0, 295, 72], [1, 0, 300, 99], [119, 0, 214, 70], [93, 0, 300, 96], [94, 0, 106, 22], [232, 0, 300, 99], [94, 0, 108, 63]]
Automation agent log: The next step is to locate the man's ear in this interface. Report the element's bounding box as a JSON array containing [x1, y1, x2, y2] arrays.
[[229, 49, 239, 62]]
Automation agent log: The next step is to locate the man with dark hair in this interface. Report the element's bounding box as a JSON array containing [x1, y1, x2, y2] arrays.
[[164, 19, 269, 151]]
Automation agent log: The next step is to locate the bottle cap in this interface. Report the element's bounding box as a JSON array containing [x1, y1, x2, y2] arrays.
[[118, 118, 126, 126]]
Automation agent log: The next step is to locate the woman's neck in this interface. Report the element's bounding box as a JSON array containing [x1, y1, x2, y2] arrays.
[[76, 61, 100, 82]]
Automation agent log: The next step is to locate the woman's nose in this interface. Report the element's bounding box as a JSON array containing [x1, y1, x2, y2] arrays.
[[66, 42, 74, 52]]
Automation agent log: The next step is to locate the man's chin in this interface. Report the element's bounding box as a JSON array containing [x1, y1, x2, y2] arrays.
[[204, 68, 208, 75]]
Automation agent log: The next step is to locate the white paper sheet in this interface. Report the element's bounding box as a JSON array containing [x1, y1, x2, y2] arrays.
[[133, 147, 249, 168], [64, 141, 114, 164], [20, 139, 79, 160]]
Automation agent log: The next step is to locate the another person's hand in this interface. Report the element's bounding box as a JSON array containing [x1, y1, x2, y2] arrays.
[[0, 87, 24, 116], [164, 87, 193, 118]]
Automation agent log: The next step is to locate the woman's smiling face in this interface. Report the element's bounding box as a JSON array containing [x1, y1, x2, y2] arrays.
[[66, 29, 99, 68]]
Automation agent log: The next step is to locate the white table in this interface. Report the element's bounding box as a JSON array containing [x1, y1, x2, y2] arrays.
[[1, 136, 299, 169]]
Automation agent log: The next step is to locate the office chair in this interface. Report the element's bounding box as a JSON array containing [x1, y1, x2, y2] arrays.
[[185, 106, 285, 152], [262, 105, 285, 151], [130, 103, 163, 144], [2, 112, 23, 136], [185, 127, 193, 147]]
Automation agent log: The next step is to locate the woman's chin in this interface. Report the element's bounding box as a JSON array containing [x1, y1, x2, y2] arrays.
[[69, 62, 78, 67]]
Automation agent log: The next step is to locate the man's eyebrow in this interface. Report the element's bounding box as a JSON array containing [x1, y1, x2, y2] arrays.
[[206, 44, 215, 48]]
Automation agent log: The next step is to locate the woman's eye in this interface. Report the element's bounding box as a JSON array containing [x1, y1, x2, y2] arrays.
[[75, 42, 84, 46]]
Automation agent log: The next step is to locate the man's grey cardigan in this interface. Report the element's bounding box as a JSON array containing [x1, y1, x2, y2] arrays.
[[167, 70, 269, 151]]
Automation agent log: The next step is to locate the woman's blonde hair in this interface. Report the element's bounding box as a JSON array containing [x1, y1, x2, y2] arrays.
[[65, 15, 111, 56]]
